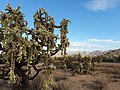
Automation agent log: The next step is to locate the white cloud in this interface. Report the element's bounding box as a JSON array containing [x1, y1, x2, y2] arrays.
[[70, 42, 91, 47], [86, 0, 120, 12], [88, 39, 120, 43], [68, 39, 120, 51], [68, 42, 105, 51], [70, 42, 105, 48]]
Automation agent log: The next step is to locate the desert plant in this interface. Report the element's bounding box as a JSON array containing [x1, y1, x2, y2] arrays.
[[65, 53, 95, 74], [0, 4, 70, 89]]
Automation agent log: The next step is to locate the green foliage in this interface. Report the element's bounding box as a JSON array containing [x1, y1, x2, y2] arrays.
[[0, 4, 70, 89]]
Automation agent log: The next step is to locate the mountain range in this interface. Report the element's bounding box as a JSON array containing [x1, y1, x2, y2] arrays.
[[67, 48, 120, 57]]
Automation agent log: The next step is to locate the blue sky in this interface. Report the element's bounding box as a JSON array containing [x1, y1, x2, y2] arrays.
[[0, 0, 120, 51]]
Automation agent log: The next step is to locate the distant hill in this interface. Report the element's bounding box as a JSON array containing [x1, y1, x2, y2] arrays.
[[104, 48, 120, 57], [66, 48, 120, 57], [67, 51, 90, 57], [67, 50, 105, 56], [89, 50, 108, 56]]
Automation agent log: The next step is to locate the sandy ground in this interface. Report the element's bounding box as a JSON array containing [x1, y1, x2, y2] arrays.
[[49, 62, 120, 90], [0, 62, 120, 90]]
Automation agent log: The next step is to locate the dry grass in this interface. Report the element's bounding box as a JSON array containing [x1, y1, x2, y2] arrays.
[[50, 62, 120, 90], [0, 62, 120, 90]]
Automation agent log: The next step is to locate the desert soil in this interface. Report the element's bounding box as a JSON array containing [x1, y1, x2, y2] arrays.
[[0, 62, 120, 90], [50, 62, 120, 90]]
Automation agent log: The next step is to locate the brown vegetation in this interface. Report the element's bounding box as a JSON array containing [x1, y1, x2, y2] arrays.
[[1, 62, 120, 90]]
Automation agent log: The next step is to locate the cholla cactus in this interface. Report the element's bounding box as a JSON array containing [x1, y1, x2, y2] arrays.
[[0, 4, 70, 89], [76, 55, 95, 74]]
